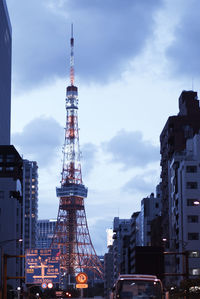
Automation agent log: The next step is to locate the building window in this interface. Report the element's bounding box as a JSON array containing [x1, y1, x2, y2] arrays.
[[188, 251, 200, 258], [188, 215, 198, 223], [0, 155, 3, 162], [0, 191, 4, 200], [186, 182, 198, 189], [155, 203, 159, 208], [189, 268, 200, 275], [6, 167, 14, 171], [187, 199, 199, 206], [6, 155, 15, 162], [188, 233, 199, 240], [186, 165, 197, 173]]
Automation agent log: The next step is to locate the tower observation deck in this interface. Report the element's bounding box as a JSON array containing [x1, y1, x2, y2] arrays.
[[51, 27, 103, 283]]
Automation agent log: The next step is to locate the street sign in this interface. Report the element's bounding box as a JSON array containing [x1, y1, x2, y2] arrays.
[[75, 272, 88, 284], [41, 282, 47, 289], [48, 282, 53, 289], [25, 248, 60, 284], [76, 283, 88, 288]]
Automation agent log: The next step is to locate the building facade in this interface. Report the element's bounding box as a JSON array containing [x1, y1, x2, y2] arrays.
[[36, 219, 57, 249], [160, 90, 200, 243], [104, 245, 114, 299], [168, 133, 200, 283], [129, 211, 140, 273], [0, 0, 11, 145], [140, 190, 162, 246], [0, 147, 39, 290], [112, 217, 131, 280]]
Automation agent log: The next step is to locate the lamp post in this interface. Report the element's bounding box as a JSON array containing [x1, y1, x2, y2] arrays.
[[17, 286, 21, 299]]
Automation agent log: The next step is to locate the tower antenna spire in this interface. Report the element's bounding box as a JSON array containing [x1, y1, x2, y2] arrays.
[[70, 23, 74, 86]]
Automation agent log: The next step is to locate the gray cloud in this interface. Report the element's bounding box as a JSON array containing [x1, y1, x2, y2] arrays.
[[82, 142, 98, 178], [103, 130, 159, 169], [122, 173, 156, 194], [7, 0, 163, 91], [12, 116, 63, 167], [167, 1, 200, 78]]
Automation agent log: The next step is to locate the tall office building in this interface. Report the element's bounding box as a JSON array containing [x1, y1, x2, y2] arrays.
[[160, 90, 200, 242], [112, 217, 131, 280], [0, 0, 11, 145], [0, 145, 23, 290], [22, 160, 38, 251], [0, 150, 39, 290]]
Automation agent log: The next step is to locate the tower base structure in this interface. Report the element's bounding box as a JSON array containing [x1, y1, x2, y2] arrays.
[[52, 183, 103, 286]]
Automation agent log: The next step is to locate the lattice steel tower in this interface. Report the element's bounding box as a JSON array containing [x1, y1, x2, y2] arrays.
[[52, 26, 103, 282]]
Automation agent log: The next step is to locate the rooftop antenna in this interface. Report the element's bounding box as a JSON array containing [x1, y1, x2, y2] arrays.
[[70, 23, 74, 86]]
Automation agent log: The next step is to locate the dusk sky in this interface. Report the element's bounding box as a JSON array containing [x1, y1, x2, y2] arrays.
[[6, 0, 200, 254]]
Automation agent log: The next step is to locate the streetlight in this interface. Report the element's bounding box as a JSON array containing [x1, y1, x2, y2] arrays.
[[36, 292, 39, 298], [17, 286, 21, 299]]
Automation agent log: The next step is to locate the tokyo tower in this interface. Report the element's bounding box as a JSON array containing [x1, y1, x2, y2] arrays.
[[51, 26, 103, 283]]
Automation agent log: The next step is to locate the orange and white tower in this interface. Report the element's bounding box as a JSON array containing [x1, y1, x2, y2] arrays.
[[51, 26, 103, 283]]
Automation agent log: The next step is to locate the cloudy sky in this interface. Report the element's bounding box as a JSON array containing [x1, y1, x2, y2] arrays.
[[6, 0, 200, 254]]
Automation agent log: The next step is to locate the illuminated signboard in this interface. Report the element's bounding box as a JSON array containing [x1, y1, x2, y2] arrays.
[[25, 249, 60, 284], [76, 272, 88, 284], [76, 283, 88, 288], [76, 272, 88, 289]]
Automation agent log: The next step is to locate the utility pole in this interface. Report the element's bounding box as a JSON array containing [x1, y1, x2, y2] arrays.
[[164, 251, 189, 278], [2, 254, 25, 299]]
